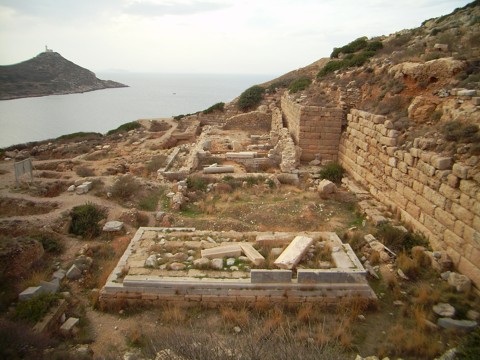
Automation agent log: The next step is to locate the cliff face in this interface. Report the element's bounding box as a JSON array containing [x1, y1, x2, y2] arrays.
[[0, 51, 127, 100]]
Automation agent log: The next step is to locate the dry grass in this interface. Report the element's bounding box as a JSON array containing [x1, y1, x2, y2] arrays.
[[396, 252, 419, 279], [220, 306, 250, 327], [383, 324, 443, 358], [160, 304, 186, 324], [18, 270, 50, 290], [413, 282, 440, 306]]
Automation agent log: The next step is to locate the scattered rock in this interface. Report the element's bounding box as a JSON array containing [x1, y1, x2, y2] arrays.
[[193, 257, 210, 269], [397, 269, 409, 280], [226, 258, 236, 266], [103, 221, 124, 232], [145, 254, 157, 267], [467, 310, 480, 321], [233, 326, 241, 334], [448, 272, 472, 292], [433, 303, 455, 318], [437, 318, 478, 332], [67, 185, 75, 192], [169, 262, 187, 271], [210, 258, 224, 270]]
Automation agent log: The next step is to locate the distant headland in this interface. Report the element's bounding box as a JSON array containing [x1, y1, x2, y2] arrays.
[[0, 48, 127, 100]]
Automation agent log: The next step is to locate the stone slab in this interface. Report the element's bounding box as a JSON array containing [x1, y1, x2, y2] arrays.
[[250, 269, 292, 283], [103, 221, 124, 232], [274, 236, 314, 270], [60, 317, 79, 336], [201, 244, 242, 259], [297, 269, 366, 284], [256, 233, 293, 245], [39, 279, 60, 294], [203, 165, 234, 174], [331, 246, 356, 269], [239, 243, 265, 266], [19, 286, 43, 301]]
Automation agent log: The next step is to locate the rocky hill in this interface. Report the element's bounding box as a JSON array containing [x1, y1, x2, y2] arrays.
[[0, 51, 127, 100]]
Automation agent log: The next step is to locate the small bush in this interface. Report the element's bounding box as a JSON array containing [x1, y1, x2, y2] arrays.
[[203, 102, 225, 114], [33, 233, 63, 254], [138, 190, 163, 211], [288, 77, 312, 93], [14, 293, 59, 323], [442, 121, 480, 143], [319, 162, 345, 183], [69, 203, 106, 239], [111, 175, 140, 200], [237, 85, 265, 111], [0, 319, 51, 359], [267, 79, 294, 92], [146, 155, 167, 175], [107, 121, 141, 135], [56, 132, 102, 142], [375, 224, 428, 253]]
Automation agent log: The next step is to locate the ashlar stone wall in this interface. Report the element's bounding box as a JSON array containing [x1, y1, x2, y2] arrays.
[[339, 109, 480, 287], [281, 93, 343, 162]]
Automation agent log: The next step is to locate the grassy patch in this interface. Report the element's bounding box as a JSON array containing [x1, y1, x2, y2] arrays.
[[107, 121, 141, 135], [111, 175, 140, 201], [203, 102, 225, 114], [288, 77, 312, 93]]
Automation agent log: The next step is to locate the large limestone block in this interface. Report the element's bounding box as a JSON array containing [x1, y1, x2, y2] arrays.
[[274, 236, 314, 270], [318, 179, 337, 194], [239, 243, 265, 266], [201, 244, 242, 259]]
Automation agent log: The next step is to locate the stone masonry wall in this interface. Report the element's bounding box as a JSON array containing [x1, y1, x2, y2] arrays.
[[339, 109, 480, 287], [281, 93, 343, 161]]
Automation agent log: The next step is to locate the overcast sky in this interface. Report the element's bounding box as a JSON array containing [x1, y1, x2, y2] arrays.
[[0, 0, 472, 75]]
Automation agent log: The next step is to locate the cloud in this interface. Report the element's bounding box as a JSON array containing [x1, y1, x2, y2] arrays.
[[124, 0, 231, 17]]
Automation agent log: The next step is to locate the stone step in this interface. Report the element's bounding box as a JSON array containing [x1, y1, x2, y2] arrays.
[[274, 236, 314, 270], [239, 243, 265, 266]]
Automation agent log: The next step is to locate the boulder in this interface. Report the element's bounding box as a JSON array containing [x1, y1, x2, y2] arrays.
[[169, 262, 186, 271], [193, 257, 210, 269]]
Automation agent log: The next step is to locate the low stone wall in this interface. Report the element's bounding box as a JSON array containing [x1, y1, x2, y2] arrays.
[[281, 93, 343, 161], [339, 109, 480, 287], [223, 111, 271, 132]]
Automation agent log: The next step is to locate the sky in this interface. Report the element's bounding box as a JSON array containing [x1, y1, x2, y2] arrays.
[[0, 0, 473, 75]]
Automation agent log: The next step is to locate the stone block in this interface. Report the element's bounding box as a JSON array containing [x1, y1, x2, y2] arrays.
[[452, 163, 470, 179], [297, 269, 365, 284], [331, 246, 356, 268], [423, 187, 446, 209], [447, 174, 460, 188], [380, 136, 397, 146], [372, 115, 386, 124], [40, 279, 60, 294], [452, 203, 473, 225], [457, 89, 477, 97], [431, 156, 453, 170], [250, 270, 292, 283], [201, 245, 242, 259], [60, 317, 79, 336], [19, 286, 43, 301], [66, 264, 82, 280], [256, 233, 293, 245], [274, 236, 314, 270], [52, 269, 66, 280], [448, 272, 472, 292], [239, 243, 265, 266], [435, 207, 456, 228], [203, 165, 234, 174]]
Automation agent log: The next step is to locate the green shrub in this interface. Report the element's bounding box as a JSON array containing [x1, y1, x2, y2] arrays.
[[319, 162, 345, 183], [442, 121, 480, 142], [330, 37, 368, 58], [69, 203, 106, 239], [76, 166, 95, 177], [111, 175, 140, 200], [107, 121, 141, 135], [267, 79, 294, 92], [366, 41, 383, 52], [318, 60, 346, 77], [237, 85, 265, 111], [56, 132, 102, 141], [203, 102, 225, 114], [139, 190, 163, 211], [288, 78, 311, 93], [318, 50, 377, 77], [14, 293, 59, 323]]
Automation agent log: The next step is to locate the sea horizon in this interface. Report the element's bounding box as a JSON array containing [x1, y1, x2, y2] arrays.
[[0, 72, 275, 149]]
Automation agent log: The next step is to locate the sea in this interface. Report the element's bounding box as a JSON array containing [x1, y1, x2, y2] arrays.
[[0, 73, 274, 148]]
